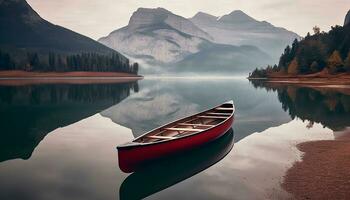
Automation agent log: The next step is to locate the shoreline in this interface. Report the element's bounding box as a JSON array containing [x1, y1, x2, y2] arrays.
[[0, 70, 143, 79], [248, 73, 350, 86], [0, 70, 143, 85], [282, 129, 350, 199]]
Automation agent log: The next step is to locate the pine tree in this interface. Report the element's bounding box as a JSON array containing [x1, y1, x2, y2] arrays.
[[344, 52, 350, 72], [288, 58, 299, 75], [0, 50, 13, 70], [310, 61, 319, 73], [49, 52, 56, 70], [327, 50, 344, 74]]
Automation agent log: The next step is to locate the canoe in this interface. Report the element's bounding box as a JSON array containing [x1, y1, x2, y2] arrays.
[[117, 100, 235, 173], [119, 129, 234, 200]]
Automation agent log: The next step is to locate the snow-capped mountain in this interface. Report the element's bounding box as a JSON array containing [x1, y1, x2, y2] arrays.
[[99, 8, 212, 64], [190, 10, 300, 60]]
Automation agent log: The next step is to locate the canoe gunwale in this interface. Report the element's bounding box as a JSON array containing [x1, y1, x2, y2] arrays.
[[117, 100, 235, 150]]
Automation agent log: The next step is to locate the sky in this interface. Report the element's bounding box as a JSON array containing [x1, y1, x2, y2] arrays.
[[27, 0, 349, 40]]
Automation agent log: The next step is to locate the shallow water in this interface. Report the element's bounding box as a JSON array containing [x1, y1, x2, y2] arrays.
[[0, 78, 348, 200]]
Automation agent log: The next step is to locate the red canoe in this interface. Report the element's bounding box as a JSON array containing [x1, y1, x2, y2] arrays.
[[117, 100, 235, 173]]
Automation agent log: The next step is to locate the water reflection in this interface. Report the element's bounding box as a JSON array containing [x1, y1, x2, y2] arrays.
[[0, 81, 138, 162], [120, 129, 234, 200], [0, 114, 134, 200], [146, 119, 334, 200], [2, 78, 349, 200], [250, 80, 350, 131], [102, 79, 291, 141]]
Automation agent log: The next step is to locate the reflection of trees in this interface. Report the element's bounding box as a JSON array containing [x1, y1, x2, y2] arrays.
[[250, 80, 350, 131], [0, 82, 138, 162]]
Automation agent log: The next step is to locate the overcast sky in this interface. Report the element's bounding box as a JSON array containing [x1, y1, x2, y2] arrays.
[[27, 0, 349, 40]]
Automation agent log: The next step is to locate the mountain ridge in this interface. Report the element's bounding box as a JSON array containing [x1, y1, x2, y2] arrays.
[[189, 10, 300, 60], [99, 7, 299, 74], [0, 0, 121, 54]]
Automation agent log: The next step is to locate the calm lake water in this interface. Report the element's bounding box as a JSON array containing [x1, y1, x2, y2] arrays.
[[0, 78, 349, 200]]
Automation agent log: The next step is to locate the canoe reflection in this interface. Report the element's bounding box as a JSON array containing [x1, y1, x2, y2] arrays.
[[119, 128, 234, 200]]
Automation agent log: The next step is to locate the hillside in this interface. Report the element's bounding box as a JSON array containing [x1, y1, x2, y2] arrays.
[[345, 10, 350, 26], [0, 0, 137, 74], [249, 11, 350, 79]]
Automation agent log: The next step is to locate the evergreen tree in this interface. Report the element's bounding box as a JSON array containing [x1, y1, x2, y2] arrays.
[[344, 51, 350, 72], [327, 50, 344, 74], [288, 58, 299, 75], [310, 61, 320, 72], [49, 52, 56, 70], [313, 26, 320, 35], [132, 63, 139, 74], [0, 50, 14, 70]]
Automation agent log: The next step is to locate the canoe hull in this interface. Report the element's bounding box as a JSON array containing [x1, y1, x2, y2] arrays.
[[118, 115, 234, 173]]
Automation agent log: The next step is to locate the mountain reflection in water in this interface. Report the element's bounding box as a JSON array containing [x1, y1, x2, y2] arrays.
[[102, 79, 291, 141], [0, 81, 138, 162]]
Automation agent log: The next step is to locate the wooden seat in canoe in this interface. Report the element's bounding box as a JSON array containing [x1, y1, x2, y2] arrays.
[[146, 135, 176, 139], [198, 115, 227, 119], [164, 127, 203, 132], [215, 107, 234, 111], [177, 123, 214, 127], [205, 112, 231, 116]]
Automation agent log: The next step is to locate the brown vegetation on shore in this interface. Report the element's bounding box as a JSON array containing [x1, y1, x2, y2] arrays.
[[249, 71, 350, 85]]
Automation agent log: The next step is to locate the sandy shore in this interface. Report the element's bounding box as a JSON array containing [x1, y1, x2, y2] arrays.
[[282, 130, 350, 200]]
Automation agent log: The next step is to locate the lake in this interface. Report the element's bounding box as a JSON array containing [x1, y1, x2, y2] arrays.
[[0, 78, 349, 200]]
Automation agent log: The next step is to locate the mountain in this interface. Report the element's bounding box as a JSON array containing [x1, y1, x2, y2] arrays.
[[99, 8, 212, 65], [190, 10, 300, 60], [0, 0, 136, 73], [171, 44, 272, 74], [99, 7, 273, 74], [345, 10, 350, 26], [0, 0, 120, 54]]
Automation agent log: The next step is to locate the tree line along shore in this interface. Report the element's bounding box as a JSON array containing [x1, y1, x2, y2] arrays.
[[249, 24, 350, 82], [0, 51, 139, 76]]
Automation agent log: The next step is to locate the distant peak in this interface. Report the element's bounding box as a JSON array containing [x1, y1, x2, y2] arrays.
[[128, 7, 176, 28], [228, 10, 253, 18], [135, 7, 171, 14], [193, 11, 216, 18], [191, 11, 218, 20], [219, 10, 256, 23], [229, 10, 245, 15]]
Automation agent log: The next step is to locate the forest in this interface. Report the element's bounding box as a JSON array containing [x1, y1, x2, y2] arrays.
[[249, 24, 350, 78], [0, 51, 139, 74]]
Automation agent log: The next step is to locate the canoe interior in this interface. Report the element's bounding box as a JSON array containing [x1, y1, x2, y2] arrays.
[[134, 102, 234, 143]]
